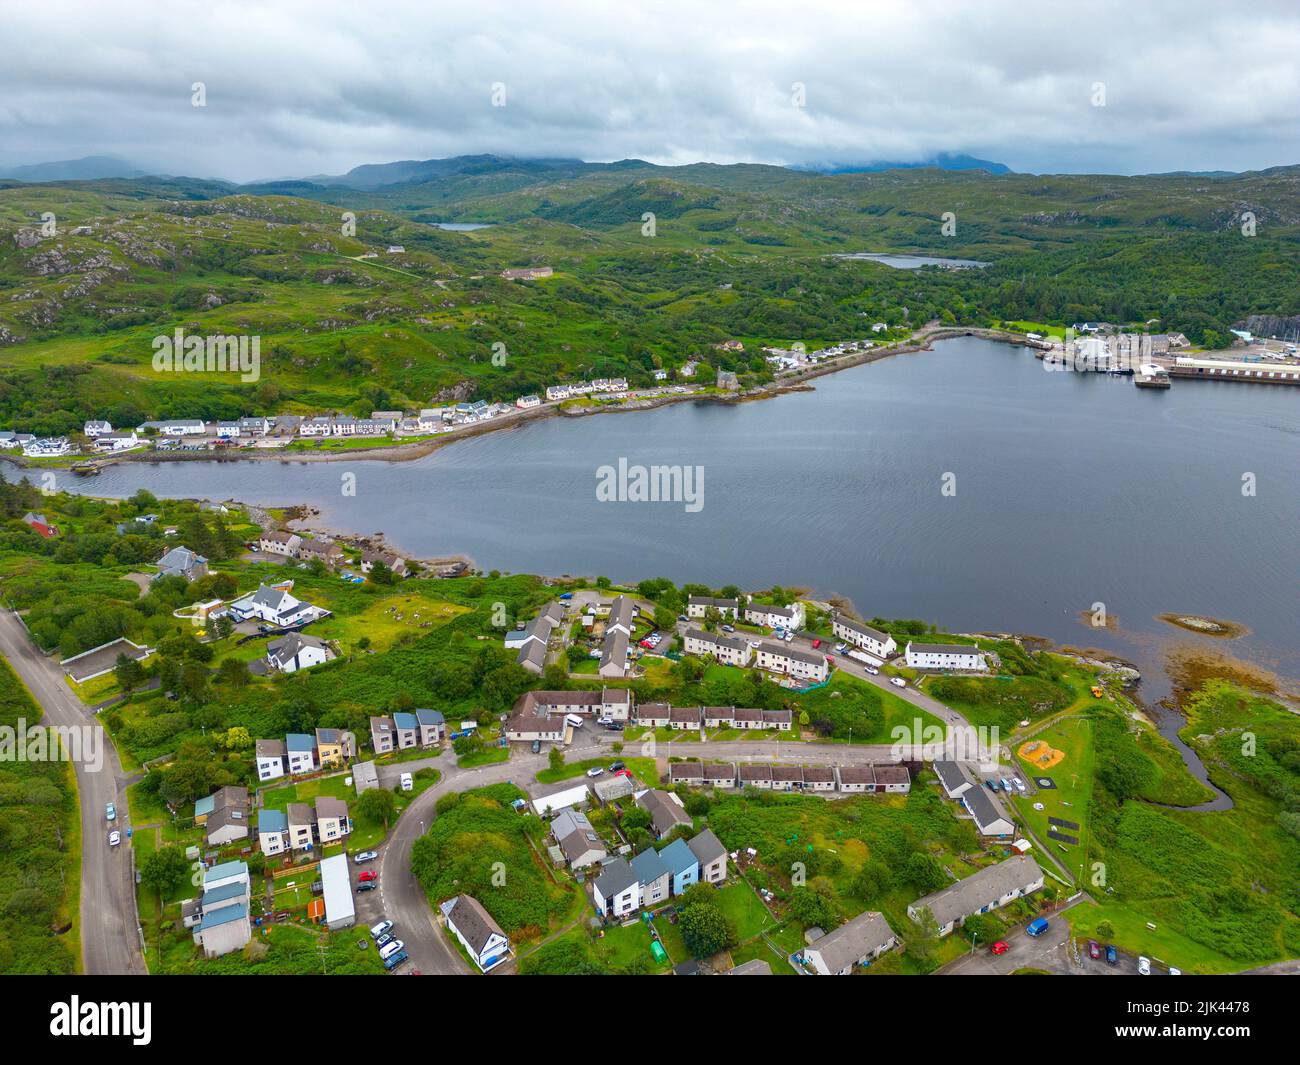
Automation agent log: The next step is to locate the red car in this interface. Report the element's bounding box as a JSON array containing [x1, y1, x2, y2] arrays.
[[811, 638, 821, 649], [1088, 939, 1101, 960], [358, 870, 379, 882], [614, 769, 633, 778], [991, 941, 1009, 956]]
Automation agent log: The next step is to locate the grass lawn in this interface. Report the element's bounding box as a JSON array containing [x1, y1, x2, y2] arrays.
[[261, 772, 354, 810], [727, 936, 794, 974], [1011, 713, 1095, 886], [712, 880, 776, 941], [457, 746, 510, 768], [594, 919, 672, 972]]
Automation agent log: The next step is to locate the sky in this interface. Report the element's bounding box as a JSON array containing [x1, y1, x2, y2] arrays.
[[1, 0, 1298, 182]]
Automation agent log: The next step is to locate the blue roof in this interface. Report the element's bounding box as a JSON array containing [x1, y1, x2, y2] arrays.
[[259, 808, 288, 833], [415, 708, 445, 725], [630, 847, 669, 885], [204, 859, 248, 885], [194, 795, 215, 817], [202, 880, 247, 908], [286, 733, 315, 752], [198, 901, 248, 931], [392, 712, 418, 729], [658, 837, 699, 878]]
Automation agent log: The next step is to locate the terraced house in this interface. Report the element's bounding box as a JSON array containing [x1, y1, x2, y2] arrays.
[[831, 614, 898, 659], [684, 627, 753, 667], [754, 641, 829, 684], [907, 855, 1044, 937]]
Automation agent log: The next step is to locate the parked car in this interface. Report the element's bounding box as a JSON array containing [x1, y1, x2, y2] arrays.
[[355, 851, 379, 863], [1105, 944, 1118, 965], [985, 779, 999, 791], [531, 739, 541, 753], [677, 614, 688, 622], [1026, 917, 1050, 937], [376, 932, 395, 948], [400, 772, 413, 792], [890, 677, 907, 688], [369, 920, 393, 940], [999, 778, 1012, 792], [379, 939, 405, 960], [865, 665, 880, 675], [991, 941, 1009, 955], [1137, 955, 1151, 975], [359, 870, 378, 882], [107, 830, 121, 847], [1088, 939, 1101, 959], [811, 638, 821, 649], [610, 761, 625, 771], [825, 655, 834, 664], [721, 625, 736, 633], [1168, 967, 1182, 975], [383, 950, 409, 970], [585, 767, 605, 778], [358, 881, 378, 892], [1012, 777, 1027, 793], [105, 802, 116, 822], [603, 722, 624, 731], [558, 592, 573, 600]]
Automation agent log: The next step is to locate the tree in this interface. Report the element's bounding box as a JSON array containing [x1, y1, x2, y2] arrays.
[[903, 851, 947, 893], [900, 907, 941, 971], [355, 787, 397, 829], [1095, 919, 1115, 940], [114, 653, 146, 695], [216, 657, 249, 688], [678, 902, 734, 958], [139, 845, 190, 909], [852, 860, 893, 902], [789, 886, 836, 930], [548, 747, 565, 771]]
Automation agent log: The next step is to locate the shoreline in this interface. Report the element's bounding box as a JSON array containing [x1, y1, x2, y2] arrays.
[[0, 326, 1033, 472]]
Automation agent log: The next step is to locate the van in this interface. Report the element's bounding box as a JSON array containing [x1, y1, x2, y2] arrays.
[[400, 772, 413, 792], [379, 939, 405, 960], [1026, 918, 1050, 937], [1137, 955, 1151, 975], [564, 714, 585, 729], [369, 920, 393, 940]]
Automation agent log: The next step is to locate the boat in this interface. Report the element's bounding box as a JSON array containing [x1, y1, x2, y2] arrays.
[[70, 462, 103, 476]]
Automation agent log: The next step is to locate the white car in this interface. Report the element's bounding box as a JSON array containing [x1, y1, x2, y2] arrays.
[[108, 831, 121, 847], [1012, 777, 1027, 793], [105, 802, 116, 822], [865, 666, 880, 676], [355, 851, 379, 863], [890, 677, 907, 688], [379, 939, 405, 960], [1168, 967, 1181, 975], [1137, 955, 1151, 975], [585, 767, 605, 778], [369, 920, 393, 940]]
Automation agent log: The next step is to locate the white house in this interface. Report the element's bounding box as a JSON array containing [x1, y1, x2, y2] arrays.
[[687, 595, 740, 619], [744, 599, 805, 631], [255, 738, 287, 782], [683, 628, 753, 667], [23, 437, 72, 457], [832, 615, 897, 659], [592, 857, 640, 918], [266, 632, 333, 673], [754, 641, 828, 683], [907, 856, 1044, 937], [904, 641, 988, 671], [258, 530, 302, 557], [228, 583, 322, 627], [83, 419, 112, 437], [93, 430, 141, 452], [799, 910, 898, 975], [515, 394, 540, 409], [441, 894, 511, 972]]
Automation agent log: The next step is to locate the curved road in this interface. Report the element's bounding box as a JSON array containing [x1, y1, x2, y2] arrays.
[[0, 609, 146, 975]]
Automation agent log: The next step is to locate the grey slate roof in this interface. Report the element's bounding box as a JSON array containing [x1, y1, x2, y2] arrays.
[[593, 857, 638, 899], [910, 856, 1043, 929], [805, 910, 897, 972]]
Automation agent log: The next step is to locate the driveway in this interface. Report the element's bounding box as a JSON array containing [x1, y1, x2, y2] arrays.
[[0, 609, 146, 975]]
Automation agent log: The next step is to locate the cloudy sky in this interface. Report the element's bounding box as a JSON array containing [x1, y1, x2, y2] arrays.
[[2, 0, 1298, 181]]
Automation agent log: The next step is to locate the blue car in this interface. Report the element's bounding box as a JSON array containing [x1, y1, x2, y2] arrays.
[[383, 950, 409, 970], [1105, 944, 1118, 965], [1026, 918, 1050, 937]]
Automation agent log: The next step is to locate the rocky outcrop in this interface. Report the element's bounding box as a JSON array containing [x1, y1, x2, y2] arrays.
[[1236, 315, 1300, 342]]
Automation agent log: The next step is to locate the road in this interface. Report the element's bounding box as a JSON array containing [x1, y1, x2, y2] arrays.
[[0, 609, 146, 975], [368, 750, 554, 975]]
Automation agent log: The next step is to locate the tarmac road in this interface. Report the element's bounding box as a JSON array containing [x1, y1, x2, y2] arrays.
[[0, 608, 146, 975]]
